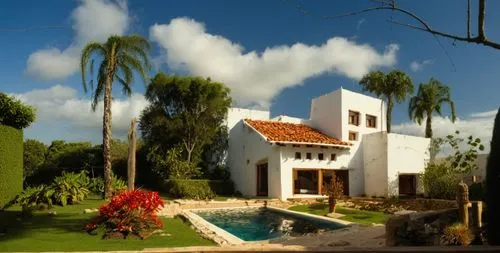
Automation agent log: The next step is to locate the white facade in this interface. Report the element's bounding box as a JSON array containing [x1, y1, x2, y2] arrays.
[[226, 88, 430, 200]]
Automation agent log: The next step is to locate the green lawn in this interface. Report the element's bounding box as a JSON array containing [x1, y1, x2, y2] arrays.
[[289, 203, 389, 225], [0, 198, 215, 252]]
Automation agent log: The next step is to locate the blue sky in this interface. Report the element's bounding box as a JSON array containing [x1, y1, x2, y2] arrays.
[[1, 0, 499, 148]]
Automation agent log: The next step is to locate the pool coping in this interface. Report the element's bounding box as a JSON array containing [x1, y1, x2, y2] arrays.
[[181, 206, 352, 246]]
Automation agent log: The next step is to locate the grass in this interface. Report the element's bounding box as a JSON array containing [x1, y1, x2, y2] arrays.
[[0, 197, 215, 252], [289, 203, 389, 225]]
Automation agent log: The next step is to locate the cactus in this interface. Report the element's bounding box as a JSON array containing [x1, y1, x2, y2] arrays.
[[127, 118, 137, 190], [487, 108, 500, 245]]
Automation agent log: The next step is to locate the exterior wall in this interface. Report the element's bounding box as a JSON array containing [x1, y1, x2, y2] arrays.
[[386, 133, 430, 196], [279, 145, 352, 200], [362, 132, 389, 197], [310, 89, 343, 139]]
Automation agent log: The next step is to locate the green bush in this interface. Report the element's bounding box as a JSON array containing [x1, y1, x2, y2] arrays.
[[51, 171, 90, 206], [165, 179, 235, 200], [469, 181, 486, 201], [88, 174, 127, 196], [422, 162, 459, 200], [16, 185, 55, 210], [0, 92, 36, 129], [0, 125, 23, 209]]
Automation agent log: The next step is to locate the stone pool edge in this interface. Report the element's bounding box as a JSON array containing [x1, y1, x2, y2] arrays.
[[267, 206, 353, 226]]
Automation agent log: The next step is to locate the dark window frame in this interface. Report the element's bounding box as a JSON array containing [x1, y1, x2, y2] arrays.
[[348, 110, 360, 126], [349, 131, 358, 141], [366, 114, 377, 128], [295, 152, 302, 159], [331, 154, 337, 161], [318, 153, 324, 160], [306, 152, 312, 160]]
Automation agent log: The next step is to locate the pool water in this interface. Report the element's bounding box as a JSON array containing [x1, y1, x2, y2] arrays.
[[194, 207, 345, 241]]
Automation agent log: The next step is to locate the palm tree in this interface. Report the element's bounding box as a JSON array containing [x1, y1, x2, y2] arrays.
[[409, 78, 456, 138], [80, 35, 151, 199], [359, 70, 414, 133]]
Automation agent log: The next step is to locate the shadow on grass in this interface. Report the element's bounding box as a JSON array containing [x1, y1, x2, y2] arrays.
[[308, 203, 328, 210]]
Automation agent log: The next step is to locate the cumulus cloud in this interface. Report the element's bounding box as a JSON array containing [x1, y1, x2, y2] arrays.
[[410, 59, 433, 72], [392, 110, 497, 154], [13, 85, 147, 137], [150, 17, 399, 108], [26, 0, 130, 80]]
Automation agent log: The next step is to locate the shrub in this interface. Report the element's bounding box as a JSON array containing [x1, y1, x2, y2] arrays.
[[209, 165, 231, 181], [422, 162, 459, 200], [165, 179, 235, 199], [469, 181, 486, 201], [88, 175, 127, 196], [16, 185, 55, 210], [487, 108, 500, 245], [0, 92, 36, 129], [85, 190, 164, 239], [441, 223, 473, 246], [51, 171, 90, 206], [0, 125, 23, 209]]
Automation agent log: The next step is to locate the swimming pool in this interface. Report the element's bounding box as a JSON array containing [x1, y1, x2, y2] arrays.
[[193, 207, 347, 241]]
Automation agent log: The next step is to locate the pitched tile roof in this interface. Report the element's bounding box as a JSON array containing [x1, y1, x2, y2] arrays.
[[244, 119, 352, 146]]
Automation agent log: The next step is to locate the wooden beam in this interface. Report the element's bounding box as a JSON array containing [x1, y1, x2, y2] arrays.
[[318, 169, 323, 195]]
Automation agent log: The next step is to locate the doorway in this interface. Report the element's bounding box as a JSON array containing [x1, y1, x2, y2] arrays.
[[256, 163, 268, 196], [399, 174, 417, 196]]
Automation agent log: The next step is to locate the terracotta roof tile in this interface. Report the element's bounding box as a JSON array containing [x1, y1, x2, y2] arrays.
[[244, 119, 351, 146]]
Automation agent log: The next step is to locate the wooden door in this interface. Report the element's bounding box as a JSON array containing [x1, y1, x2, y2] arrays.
[[257, 163, 268, 196]]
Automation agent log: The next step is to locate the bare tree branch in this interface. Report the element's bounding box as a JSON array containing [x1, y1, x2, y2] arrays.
[[478, 0, 486, 40], [467, 0, 471, 38]]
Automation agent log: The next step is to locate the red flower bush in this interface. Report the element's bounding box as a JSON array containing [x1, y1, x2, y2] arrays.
[[85, 190, 165, 239]]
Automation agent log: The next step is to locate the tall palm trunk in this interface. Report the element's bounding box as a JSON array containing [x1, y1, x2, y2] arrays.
[[127, 119, 136, 190], [386, 96, 393, 133], [425, 111, 433, 138], [102, 43, 116, 199]]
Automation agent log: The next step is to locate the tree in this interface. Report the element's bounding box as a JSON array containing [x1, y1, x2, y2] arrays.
[[0, 92, 36, 129], [127, 119, 137, 190], [140, 73, 232, 178], [487, 108, 500, 244], [23, 139, 47, 178], [326, 173, 344, 213], [80, 35, 151, 199], [409, 78, 457, 138], [359, 70, 413, 133]]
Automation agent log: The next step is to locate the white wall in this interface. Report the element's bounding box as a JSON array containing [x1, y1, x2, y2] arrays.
[[362, 132, 389, 197], [386, 133, 430, 196], [310, 90, 343, 139]]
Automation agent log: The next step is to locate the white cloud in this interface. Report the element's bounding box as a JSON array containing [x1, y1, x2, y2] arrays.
[[410, 59, 433, 72], [13, 85, 147, 137], [392, 110, 497, 154], [26, 0, 130, 80], [150, 17, 399, 108]]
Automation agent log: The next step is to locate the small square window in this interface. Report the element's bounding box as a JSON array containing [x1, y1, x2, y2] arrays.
[[331, 154, 337, 161], [306, 152, 312, 160], [295, 152, 301, 159], [318, 153, 324, 160], [366, 114, 377, 128], [349, 110, 360, 126], [349, 131, 358, 141]]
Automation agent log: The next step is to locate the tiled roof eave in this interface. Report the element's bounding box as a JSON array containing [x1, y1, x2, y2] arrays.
[[268, 140, 352, 148]]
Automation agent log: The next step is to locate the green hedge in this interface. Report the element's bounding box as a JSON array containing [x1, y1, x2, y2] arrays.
[[0, 125, 23, 209], [164, 179, 235, 200]]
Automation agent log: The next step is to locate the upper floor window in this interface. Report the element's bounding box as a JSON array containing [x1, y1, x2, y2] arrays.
[[366, 114, 377, 128], [295, 152, 302, 159], [306, 152, 312, 160], [349, 110, 360, 126], [349, 131, 358, 141], [318, 153, 324, 160]]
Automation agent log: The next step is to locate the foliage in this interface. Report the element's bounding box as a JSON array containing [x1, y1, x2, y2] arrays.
[[441, 223, 473, 246], [88, 175, 127, 196], [151, 146, 201, 179], [0, 125, 23, 209], [208, 165, 231, 181], [487, 108, 500, 245], [200, 126, 229, 173], [359, 70, 413, 132], [15, 185, 55, 210], [81, 35, 151, 199], [437, 131, 485, 174], [51, 171, 90, 206], [422, 162, 459, 200], [429, 138, 445, 161], [165, 179, 235, 199], [85, 190, 164, 239], [469, 181, 486, 201], [23, 139, 47, 178], [408, 79, 456, 138], [140, 73, 232, 174], [0, 92, 36, 129], [326, 173, 344, 200]]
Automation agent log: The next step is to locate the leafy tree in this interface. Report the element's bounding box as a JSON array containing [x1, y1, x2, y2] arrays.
[[23, 139, 47, 178], [80, 35, 151, 199], [436, 131, 485, 174], [409, 78, 456, 138], [359, 70, 413, 133], [140, 73, 232, 179], [0, 92, 35, 129]]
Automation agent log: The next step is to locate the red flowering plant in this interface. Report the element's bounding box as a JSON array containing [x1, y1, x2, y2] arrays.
[[85, 189, 165, 239]]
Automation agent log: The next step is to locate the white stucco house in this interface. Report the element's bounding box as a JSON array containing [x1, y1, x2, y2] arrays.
[[226, 88, 430, 200]]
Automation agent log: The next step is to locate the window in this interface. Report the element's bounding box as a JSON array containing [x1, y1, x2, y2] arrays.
[[349, 110, 360, 126], [331, 154, 337, 161], [349, 131, 358, 141], [366, 114, 377, 128], [295, 152, 301, 159], [318, 153, 324, 160], [306, 152, 312, 160]]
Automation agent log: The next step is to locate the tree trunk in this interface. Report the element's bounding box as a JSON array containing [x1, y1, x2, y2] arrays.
[[102, 43, 116, 200], [386, 97, 393, 133], [425, 111, 433, 138], [127, 119, 136, 190], [328, 196, 336, 213]]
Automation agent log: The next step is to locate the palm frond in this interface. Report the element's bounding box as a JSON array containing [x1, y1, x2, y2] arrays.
[[80, 42, 106, 93]]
